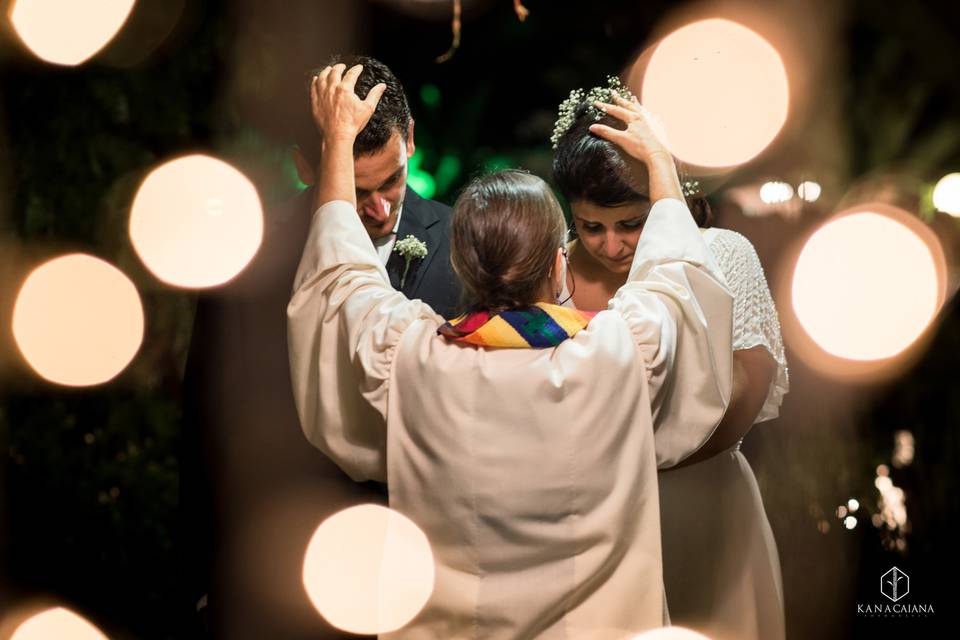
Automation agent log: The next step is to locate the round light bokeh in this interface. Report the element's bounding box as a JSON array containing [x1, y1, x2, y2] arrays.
[[640, 18, 789, 168], [8, 0, 136, 66], [129, 154, 263, 289], [12, 254, 143, 386], [792, 208, 942, 361], [633, 627, 712, 639], [302, 504, 434, 635], [10, 607, 109, 640], [760, 181, 794, 204], [932, 173, 960, 217], [798, 180, 822, 203]]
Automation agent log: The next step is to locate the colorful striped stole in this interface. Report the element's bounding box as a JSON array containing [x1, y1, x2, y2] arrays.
[[438, 303, 598, 348]]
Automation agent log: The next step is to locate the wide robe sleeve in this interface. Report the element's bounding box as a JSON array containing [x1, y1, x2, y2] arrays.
[[608, 198, 734, 469], [287, 199, 441, 483]]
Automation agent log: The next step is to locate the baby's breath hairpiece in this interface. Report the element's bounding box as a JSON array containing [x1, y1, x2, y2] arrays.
[[551, 76, 638, 149], [682, 179, 701, 197]]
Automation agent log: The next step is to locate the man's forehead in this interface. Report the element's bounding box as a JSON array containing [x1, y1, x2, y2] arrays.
[[354, 132, 406, 185]]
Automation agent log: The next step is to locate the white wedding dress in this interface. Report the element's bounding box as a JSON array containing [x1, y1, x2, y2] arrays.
[[562, 227, 789, 640]]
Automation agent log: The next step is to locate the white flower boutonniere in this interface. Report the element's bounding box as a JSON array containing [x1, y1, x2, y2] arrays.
[[394, 234, 428, 288]]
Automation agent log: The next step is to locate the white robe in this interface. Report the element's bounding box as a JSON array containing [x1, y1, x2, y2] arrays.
[[287, 197, 733, 638]]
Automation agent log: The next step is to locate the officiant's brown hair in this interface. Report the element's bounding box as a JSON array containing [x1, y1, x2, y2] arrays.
[[296, 55, 411, 163], [451, 170, 567, 314]]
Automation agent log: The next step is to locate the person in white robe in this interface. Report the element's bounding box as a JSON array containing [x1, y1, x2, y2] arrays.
[[287, 64, 733, 639], [552, 87, 790, 640]]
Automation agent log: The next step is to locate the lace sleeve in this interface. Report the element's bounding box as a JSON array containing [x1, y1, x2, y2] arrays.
[[707, 229, 789, 423]]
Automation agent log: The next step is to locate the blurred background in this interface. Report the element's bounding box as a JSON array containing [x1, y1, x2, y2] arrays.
[[0, 0, 958, 638]]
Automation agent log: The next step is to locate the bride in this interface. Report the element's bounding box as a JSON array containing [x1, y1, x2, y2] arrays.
[[287, 63, 733, 638], [552, 83, 790, 640]]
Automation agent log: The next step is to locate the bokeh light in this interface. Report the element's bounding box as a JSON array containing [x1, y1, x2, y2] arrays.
[[129, 154, 263, 289], [633, 627, 712, 639], [8, 0, 136, 66], [798, 180, 822, 202], [932, 172, 960, 216], [892, 430, 915, 468], [12, 254, 143, 386], [760, 181, 794, 204], [640, 18, 788, 168], [874, 469, 908, 533], [302, 504, 434, 635], [791, 207, 943, 361], [844, 516, 858, 530], [9, 607, 109, 640]]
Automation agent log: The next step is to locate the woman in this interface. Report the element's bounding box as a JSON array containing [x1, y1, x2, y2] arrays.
[[553, 92, 790, 640], [287, 63, 733, 638]]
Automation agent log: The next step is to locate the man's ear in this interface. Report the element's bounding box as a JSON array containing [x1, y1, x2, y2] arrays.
[[292, 147, 316, 186], [405, 119, 416, 159]]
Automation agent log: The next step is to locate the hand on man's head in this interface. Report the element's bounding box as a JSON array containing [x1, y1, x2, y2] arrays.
[[310, 63, 386, 146]]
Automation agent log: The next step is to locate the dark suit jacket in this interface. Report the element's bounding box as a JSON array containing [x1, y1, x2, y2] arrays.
[[179, 186, 461, 639], [385, 187, 461, 319]]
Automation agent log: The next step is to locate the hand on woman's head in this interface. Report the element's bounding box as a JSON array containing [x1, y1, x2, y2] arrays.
[[588, 92, 672, 167]]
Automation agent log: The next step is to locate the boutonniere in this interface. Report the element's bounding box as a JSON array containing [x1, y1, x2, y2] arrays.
[[394, 234, 428, 288]]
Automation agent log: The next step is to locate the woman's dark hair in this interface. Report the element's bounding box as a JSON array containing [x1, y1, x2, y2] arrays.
[[451, 170, 567, 314], [553, 103, 645, 208], [296, 55, 411, 164], [552, 102, 712, 227]]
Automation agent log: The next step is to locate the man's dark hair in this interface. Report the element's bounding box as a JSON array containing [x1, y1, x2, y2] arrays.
[[296, 55, 411, 164], [552, 102, 712, 226]]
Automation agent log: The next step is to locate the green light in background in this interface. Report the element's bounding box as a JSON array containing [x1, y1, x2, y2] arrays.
[[483, 155, 514, 172], [283, 152, 309, 191], [410, 147, 424, 170], [407, 147, 437, 198], [435, 154, 461, 193], [420, 84, 441, 108], [408, 170, 437, 199]]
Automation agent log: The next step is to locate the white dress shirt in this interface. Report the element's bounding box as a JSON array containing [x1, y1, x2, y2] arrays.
[[373, 206, 403, 266]]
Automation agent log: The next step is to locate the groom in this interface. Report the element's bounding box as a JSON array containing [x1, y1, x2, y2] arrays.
[[293, 55, 461, 315], [181, 55, 460, 639]]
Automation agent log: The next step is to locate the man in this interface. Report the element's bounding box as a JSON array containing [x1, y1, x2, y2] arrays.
[[293, 55, 460, 316], [181, 55, 460, 639]]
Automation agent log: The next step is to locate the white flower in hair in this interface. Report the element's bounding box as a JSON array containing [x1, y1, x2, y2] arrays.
[[682, 180, 701, 197], [551, 76, 638, 149]]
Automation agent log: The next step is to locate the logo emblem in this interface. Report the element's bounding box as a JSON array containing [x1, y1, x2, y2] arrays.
[[881, 567, 909, 602]]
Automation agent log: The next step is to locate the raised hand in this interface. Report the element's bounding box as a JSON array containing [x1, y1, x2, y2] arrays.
[[589, 91, 683, 202], [310, 63, 387, 144], [588, 91, 672, 167]]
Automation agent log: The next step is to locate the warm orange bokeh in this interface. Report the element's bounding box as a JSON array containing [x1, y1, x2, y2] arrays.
[[8, 607, 109, 640], [640, 18, 789, 168], [302, 504, 434, 635], [8, 0, 136, 66], [12, 254, 144, 386], [932, 173, 960, 217], [129, 154, 263, 289], [791, 206, 945, 362]]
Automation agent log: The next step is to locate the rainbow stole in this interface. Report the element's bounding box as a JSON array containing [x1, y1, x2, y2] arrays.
[[438, 302, 598, 348]]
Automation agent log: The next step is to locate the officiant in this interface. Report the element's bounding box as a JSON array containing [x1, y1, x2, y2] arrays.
[[288, 62, 733, 638]]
